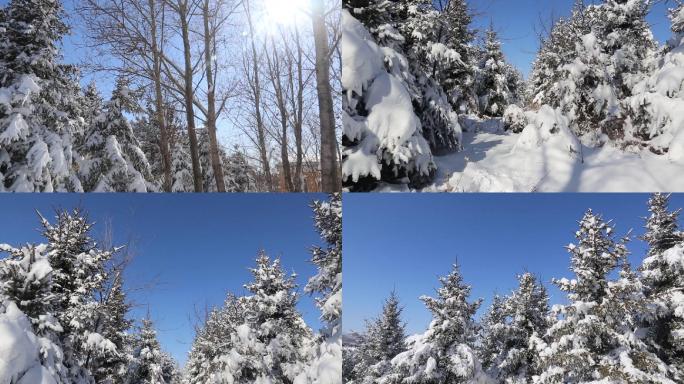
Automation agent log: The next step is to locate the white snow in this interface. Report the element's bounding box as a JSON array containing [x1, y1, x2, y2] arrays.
[[0, 113, 29, 144], [0, 302, 45, 384], [416, 115, 684, 192]]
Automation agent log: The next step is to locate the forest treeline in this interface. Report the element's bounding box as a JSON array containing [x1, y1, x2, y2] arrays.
[[344, 193, 684, 383]]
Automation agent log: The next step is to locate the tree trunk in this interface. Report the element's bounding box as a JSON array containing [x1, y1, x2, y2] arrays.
[[245, 1, 272, 191], [267, 38, 294, 192], [179, 1, 204, 192], [311, 0, 340, 192], [149, 0, 172, 192], [288, 26, 304, 192], [202, 0, 227, 192]]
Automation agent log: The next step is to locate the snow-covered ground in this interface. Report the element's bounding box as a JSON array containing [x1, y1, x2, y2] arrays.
[[407, 117, 684, 193]]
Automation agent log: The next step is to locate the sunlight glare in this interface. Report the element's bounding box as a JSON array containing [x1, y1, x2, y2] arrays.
[[262, 0, 309, 27]]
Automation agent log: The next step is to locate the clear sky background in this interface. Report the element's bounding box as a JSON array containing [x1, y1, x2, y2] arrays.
[[467, 0, 676, 77], [0, 194, 327, 366], [343, 193, 684, 336]]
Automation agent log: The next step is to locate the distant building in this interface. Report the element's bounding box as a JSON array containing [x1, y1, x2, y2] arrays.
[[275, 161, 321, 192]]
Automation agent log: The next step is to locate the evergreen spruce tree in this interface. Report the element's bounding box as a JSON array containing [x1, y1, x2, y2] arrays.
[[476, 25, 512, 117], [170, 139, 194, 193], [389, 263, 487, 384], [479, 273, 549, 383], [537, 209, 673, 383], [93, 270, 134, 384], [640, 193, 684, 381], [225, 252, 311, 383], [341, 7, 437, 191], [550, 0, 657, 142], [185, 293, 245, 383], [294, 193, 343, 384], [397, 0, 462, 153], [0, 242, 68, 383], [478, 295, 507, 377], [306, 193, 342, 332], [160, 352, 180, 384], [128, 317, 166, 384], [80, 77, 155, 192], [354, 291, 406, 384], [0, 0, 83, 191], [40, 209, 118, 383], [223, 147, 257, 192], [528, 0, 590, 108], [436, 0, 478, 114]]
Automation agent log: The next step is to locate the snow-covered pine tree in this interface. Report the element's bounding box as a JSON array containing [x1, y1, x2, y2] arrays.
[[295, 193, 343, 384], [435, 0, 478, 114], [306, 193, 342, 331], [353, 291, 406, 384], [0, 0, 83, 191], [477, 295, 507, 378], [552, 0, 657, 143], [476, 24, 512, 117], [479, 273, 549, 383], [160, 352, 180, 384], [528, 0, 590, 109], [624, 2, 684, 159], [223, 147, 257, 192], [0, 242, 69, 383], [640, 193, 684, 381], [134, 101, 177, 187], [78, 82, 104, 147], [0, 243, 56, 324], [341, 8, 436, 191], [389, 263, 488, 384], [128, 317, 166, 384], [80, 76, 155, 192], [185, 293, 245, 383], [93, 269, 134, 384], [170, 139, 194, 193], [536, 209, 674, 383], [40, 209, 119, 383], [396, 0, 462, 153], [226, 252, 311, 383]]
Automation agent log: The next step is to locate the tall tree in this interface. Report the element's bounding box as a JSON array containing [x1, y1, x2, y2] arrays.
[[226, 252, 312, 383], [164, 0, 203, 192], [537, 209, 673, 383], [128, 317, 167, 384], [0, 243, 69, 383], [476, 24, 512, 117], [79, 0, 174, 190], [390, 263, 487, 384], [40, 209, 117, 383], [479, 273, 550, 383], [640, 193, 684, 381], [353, 291, 406, 384], [0, 0, 83, 191], [436, 0, 477, 114], [311, 0, 341, 192], [80, 77, 155, 192]]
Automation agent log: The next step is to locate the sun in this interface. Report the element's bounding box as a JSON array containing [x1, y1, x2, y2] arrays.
[[262, 0, 309, 27]]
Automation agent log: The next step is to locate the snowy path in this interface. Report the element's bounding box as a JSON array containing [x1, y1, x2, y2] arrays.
[[424, 120, 684, 192]]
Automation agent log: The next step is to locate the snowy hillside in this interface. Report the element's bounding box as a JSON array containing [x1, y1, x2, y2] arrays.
[[341, 0, 684, 192]]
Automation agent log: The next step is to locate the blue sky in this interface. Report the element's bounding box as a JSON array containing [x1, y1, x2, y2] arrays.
[[467, 0, 675, 77], [343, 193, 684, 336], [0, 194, 327, 366]]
